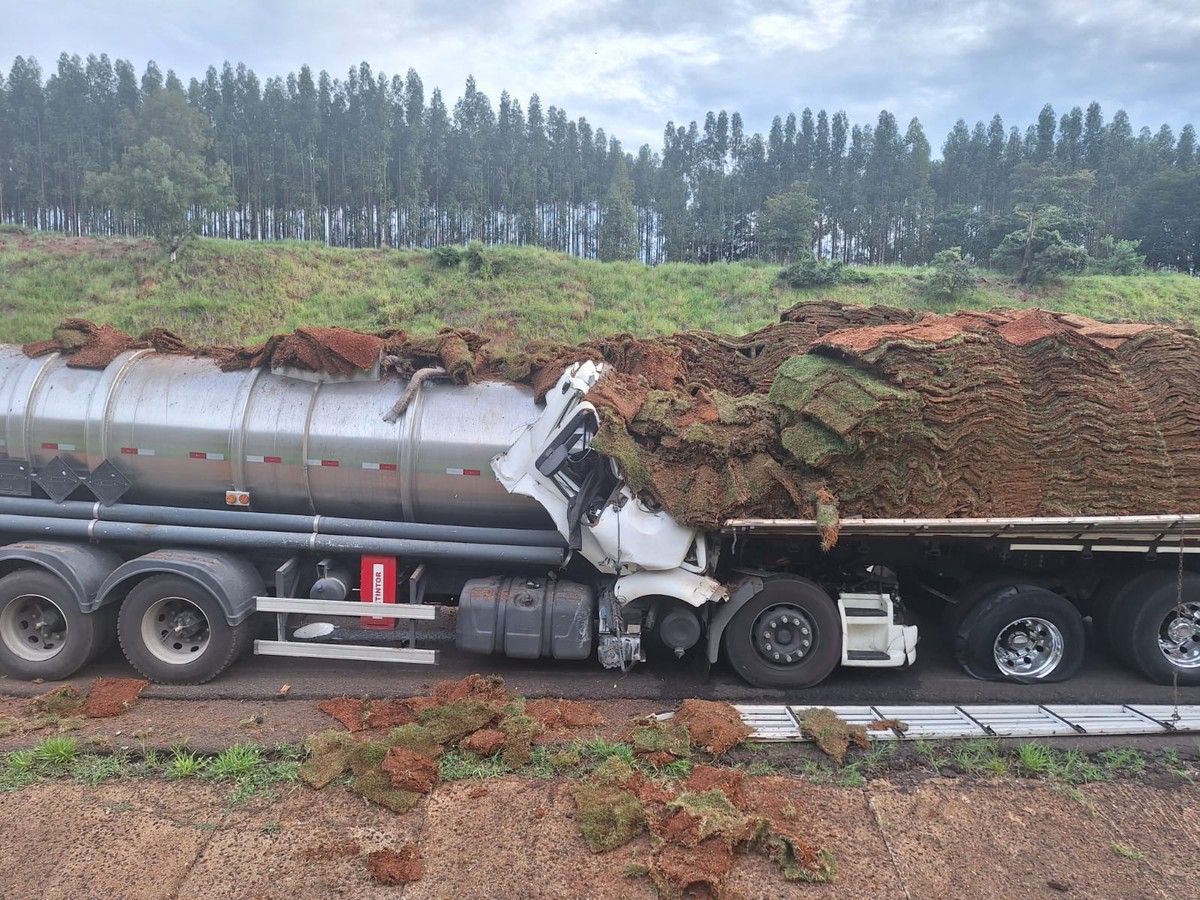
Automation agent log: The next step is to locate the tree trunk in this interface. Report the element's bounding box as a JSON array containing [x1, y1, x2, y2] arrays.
[[1019, 210, 1036, 284]]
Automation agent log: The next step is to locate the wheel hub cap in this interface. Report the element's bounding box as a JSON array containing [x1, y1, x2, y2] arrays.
[[753, 606, 814, 665], [1158, 602, 1200, 669], [993, 617, 1065, 678], [0, 594, 67, 661], [143, 597, 211, 663]]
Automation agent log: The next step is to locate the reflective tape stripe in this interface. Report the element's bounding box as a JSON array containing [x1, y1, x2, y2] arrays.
[[189, 451, 225, 461], [246, 455, 283, 464], [120, 447, 155, 456], [446, 468, 482, 476], [305, 459, 340, 467], [362, 463, 398, 471], [42, 442, 77, 451]]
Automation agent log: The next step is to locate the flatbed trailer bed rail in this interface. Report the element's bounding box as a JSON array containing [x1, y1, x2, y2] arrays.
[[723, 514, 1200, 547]]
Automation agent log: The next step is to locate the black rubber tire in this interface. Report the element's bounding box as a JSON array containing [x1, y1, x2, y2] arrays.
[[724, 578, 841, 689], [1107, 570, 1200, 686], [941, 575, 1041, 647], [1089, 573, 1171, 667], [117, 575, 252, 685], [954, 584, 1085, 683], [0, 569, 108, 681]]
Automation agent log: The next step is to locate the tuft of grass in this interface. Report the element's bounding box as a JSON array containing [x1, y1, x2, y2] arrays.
[[577, 738, 637, 767], [1097, 748, 1146, 778], [742, 760, 779, 777], [439, 750, 509, 781], [952, 739, 1003, 776], [1015, 742, 1055, 776], [197, 743, 300, 802], [523, 745, 584, 778], [1, 750, 38, 791], [206, 743, 264, 781], [72, 752, 131, 786], [31, 736, 80, 771], [167, 748, 204, 780], [1111, 842, 1145, 861]]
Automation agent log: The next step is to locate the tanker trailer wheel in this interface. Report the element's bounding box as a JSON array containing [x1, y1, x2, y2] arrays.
[[117, 575, 252, 685], [0, 570, 110, 681], [954, 585, 1084, 683], [1107, 571, 1200, 686], [724, 578, 841, 689]]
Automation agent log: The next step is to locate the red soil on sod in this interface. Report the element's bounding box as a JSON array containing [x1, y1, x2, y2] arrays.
[[80, 678, 148, 718]]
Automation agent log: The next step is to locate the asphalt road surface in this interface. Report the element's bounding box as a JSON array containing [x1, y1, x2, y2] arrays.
[[4, 607, 1198, 709]]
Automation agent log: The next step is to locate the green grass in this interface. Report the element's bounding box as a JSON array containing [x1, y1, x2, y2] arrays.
[[1111, 842, 1146, 861], [4, 233, 1199, 347], [166, 748, 204, 779], [439, 749, 510, 781]]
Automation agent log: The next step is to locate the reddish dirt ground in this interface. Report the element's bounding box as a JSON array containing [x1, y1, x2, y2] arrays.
[[1, 691, 1198, 898]]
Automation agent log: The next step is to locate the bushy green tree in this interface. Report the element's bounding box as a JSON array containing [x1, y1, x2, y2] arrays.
[[598, 152, 638, 262], [758, 181, 817, 263], [993, 227, 1088, 283], [1004, 163, 1095, 283], [89, 86, 231, 256], [923, 247, 976, 302], [1089, 236, 1145, 275], [778, 257, 869, 288]]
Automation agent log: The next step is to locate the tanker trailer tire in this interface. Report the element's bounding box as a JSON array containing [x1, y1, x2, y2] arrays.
[[724, 578, 841, 689], [942, 575, 1042, 649], [117, 576, 253, 685], [0, 570, 110, 681], [954, 585, 1085, 683], [1108, 571, 1200, 686]]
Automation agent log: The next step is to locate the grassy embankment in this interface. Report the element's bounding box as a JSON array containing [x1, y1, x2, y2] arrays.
[[2, 227, 1199, 346]]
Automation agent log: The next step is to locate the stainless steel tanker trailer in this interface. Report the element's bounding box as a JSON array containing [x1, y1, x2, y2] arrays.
[[0, 343, 1198, 689]]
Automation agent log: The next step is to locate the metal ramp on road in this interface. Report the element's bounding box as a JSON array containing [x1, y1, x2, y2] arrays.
[[734, 704, 1200, 741]]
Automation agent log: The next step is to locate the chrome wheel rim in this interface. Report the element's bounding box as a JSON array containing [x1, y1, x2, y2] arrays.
[[993, 616, 1064, 678], [751, 604, 815, 666], [0, 593, 67, 661], [1157, 601, 1200, 669], [142, 597, 210, 664]]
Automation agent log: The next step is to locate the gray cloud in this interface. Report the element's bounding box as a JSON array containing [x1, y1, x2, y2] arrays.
[[5, 0, 1198, 155]]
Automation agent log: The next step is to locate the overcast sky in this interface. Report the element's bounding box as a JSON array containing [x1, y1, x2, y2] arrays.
[[7, 0, 1200, 156]]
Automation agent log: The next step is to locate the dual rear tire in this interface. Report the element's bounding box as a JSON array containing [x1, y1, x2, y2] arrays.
[[0, 569, 251, 685], [0, 570, 115, 681]]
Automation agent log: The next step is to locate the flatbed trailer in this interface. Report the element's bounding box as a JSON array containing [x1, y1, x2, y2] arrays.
[[719, 514, 1200, 687]]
